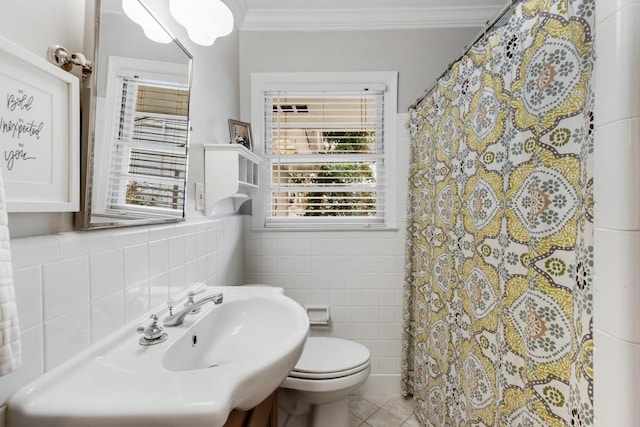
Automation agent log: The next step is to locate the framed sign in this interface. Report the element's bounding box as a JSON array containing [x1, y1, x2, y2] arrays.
[[0, 37, 79, 212]]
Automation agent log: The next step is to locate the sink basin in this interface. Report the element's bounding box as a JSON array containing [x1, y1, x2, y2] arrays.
[[163, 296, 300, 372], [7, 286, 309, 427]]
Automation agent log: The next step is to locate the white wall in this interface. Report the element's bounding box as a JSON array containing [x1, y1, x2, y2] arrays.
[[0, 0, 245, 416], [239, 28, 477, 392], [0, 0, 85, 57], [594, 0, 640, 425]]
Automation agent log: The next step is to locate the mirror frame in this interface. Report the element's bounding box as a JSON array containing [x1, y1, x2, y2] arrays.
[[75, 0, 193, 230]]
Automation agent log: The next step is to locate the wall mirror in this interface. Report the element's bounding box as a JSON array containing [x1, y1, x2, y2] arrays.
[[76, 0, 192, 229]]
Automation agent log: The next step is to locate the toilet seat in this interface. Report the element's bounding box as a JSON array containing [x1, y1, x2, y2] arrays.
[[288, 337, 370, 380], [288, 361, 370, 380]]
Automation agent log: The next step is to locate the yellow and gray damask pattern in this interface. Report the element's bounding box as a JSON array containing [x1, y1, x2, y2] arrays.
[[402, 0, 595, 425]]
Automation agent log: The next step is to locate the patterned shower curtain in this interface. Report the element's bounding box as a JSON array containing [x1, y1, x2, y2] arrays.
[[402, 0, 595, 426]]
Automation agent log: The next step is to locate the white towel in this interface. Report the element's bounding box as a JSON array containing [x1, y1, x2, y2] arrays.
[[0, 169, 19, 376]]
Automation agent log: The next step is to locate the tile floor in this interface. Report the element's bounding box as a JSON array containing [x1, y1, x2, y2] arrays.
[[348, 395, 419, 427]]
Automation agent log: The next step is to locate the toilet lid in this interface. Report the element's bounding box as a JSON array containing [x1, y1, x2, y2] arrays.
[[291, 337, 370, 376]]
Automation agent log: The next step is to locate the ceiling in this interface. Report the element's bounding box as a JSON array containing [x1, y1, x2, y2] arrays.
[[236, 0, 507, 31]]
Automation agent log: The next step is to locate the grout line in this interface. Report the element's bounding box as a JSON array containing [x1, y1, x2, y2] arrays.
[[349, 396, 415, 427]]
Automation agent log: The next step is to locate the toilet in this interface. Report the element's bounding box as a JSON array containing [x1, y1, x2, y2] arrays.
[[278, 337, 371, 427]]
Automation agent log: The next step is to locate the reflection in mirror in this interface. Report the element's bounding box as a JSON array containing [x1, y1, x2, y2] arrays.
[[76, 0, 192, 229]]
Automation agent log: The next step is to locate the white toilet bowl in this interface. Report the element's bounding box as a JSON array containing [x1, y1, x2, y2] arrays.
[[279, 337, 371, 427]]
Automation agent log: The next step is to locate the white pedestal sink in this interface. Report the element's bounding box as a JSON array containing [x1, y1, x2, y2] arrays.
[[7, 286, 309, 427]]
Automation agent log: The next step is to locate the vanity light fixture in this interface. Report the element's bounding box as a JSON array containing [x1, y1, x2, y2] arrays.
[[169, 0, 234, 46], [122, 0, 172, 44]]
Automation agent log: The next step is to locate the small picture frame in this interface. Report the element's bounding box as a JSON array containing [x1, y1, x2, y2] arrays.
[[228, 119, 253, 152]]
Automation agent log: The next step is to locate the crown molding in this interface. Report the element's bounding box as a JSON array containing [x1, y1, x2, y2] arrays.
[[240, 5, 501, 31]]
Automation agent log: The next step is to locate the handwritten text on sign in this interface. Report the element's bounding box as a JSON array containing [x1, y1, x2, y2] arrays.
[[0, 73, 52, 184]]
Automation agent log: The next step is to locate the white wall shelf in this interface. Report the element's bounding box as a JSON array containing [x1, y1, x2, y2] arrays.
[[204, 144, 262, 215]]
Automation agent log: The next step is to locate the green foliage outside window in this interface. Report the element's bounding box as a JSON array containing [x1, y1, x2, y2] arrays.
[[288, 131, 377, 217]]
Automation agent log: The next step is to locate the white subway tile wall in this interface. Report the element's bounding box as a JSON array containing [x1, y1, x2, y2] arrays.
[[44, 305, 91, 371], [245, 227, 407, 378], [594, 0, 640, 425], [0, 216, 244, 406], [244, 114, 411, 380]]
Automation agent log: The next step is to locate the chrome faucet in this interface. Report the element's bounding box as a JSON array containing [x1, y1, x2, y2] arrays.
[[163, 292, 223, 327]]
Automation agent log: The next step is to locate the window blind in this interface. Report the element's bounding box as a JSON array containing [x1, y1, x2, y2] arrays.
[[105, 77, 188, 217], [264, 90, 386, 227]]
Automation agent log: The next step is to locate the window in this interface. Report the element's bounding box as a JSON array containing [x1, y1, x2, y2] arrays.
[[252, 72, 397, 229]]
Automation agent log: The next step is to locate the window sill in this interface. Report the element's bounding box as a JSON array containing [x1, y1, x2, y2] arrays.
[[250, 226, 400, 232]]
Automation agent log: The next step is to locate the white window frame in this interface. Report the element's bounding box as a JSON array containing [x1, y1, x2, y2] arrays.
[[251, 72, 398, 230]]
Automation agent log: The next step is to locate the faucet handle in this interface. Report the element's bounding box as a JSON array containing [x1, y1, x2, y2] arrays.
[[184, 291, 196, 308], [184, 291, 204, 314], [136, 314, 167, 346], [136, 314, 158, 334]]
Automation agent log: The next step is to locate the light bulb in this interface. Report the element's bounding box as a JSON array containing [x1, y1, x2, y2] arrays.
[[169, 0, 234, 46], [122, 0, 172, 44]]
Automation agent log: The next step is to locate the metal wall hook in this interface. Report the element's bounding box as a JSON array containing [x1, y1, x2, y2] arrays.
[[47, 45, 93, 79]]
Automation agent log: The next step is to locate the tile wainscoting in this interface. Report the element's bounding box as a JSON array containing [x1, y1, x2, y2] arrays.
[[594, 0, 640, 424], [0, 216, 245, 409]]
